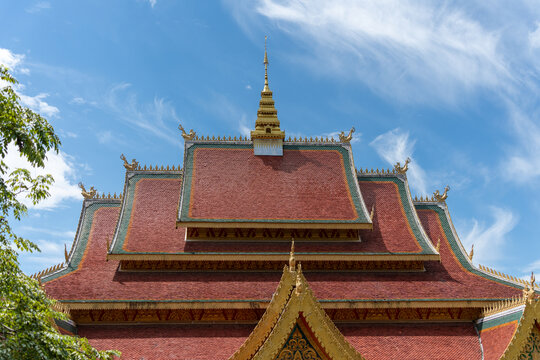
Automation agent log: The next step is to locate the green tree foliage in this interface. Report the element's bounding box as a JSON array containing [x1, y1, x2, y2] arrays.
[[0, 66, 120, 359]]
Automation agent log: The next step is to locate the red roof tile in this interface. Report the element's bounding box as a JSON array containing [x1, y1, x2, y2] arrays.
[[45, 205, 521, 301], [341, 323, 482, 360], [480, 320, 518, 360], [116, 175, 430, 254], [79, 324, 253, 360], [81, 323, 483, 360], [178, 144, 370, 225]]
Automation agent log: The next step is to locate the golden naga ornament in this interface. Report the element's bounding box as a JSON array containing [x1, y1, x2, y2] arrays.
[[339, 127, 355, 143], [433, 185, 450, 202], [120, 154, 139, 170], [78, 182, 97, 199], [178, 124, 196, 140], [394, 157, 411, 174]]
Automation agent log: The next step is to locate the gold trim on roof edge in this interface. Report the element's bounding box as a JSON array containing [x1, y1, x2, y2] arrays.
[[229, 261, 365, 360], [500, 294, 540, 360]]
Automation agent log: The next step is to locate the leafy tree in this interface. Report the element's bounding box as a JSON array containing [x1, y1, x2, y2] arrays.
[[0, 66, 120, 359]]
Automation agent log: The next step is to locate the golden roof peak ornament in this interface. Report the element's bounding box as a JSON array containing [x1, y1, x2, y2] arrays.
[[468, 244, 474, 261], [178, 124, 196, 140], [433, 185, 450, 202], [394, 157, 411, 174], [120, 154, 139, 171], [251, 36, 285, 155], [78, 182, 97, 199], [339, 127, 355, 143], [289, 239, 296, 272]]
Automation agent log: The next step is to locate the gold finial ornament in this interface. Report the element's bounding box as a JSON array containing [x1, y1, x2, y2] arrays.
[[523, 272, 537, 303], [295, 263, 303, 295], [64, 243, 69, 263], [338, 127, 355, 143], [289, 239, 296, 272], [394, 157, 411, 174], [78, 182, 97, 199], [251, 36, 285, 155], [120, 154, 139, 170], [468, 244, 474, 261], [178, 124, 196, 140], [435, 238, 441, 253], [433, 185, 450, 202]]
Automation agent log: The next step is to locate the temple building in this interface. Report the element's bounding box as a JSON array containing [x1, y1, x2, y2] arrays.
[[34, 44, 540, 360]]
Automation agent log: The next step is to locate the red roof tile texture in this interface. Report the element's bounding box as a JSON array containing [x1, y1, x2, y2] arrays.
[[124, 178, 185, 252], [81, 323, 482, 360], [341, 323, 482, 360], [79, 324, 253, 360], [186, 147, 358, 221], [45, 205, 521, 301], [121, 177, 421, 254], [480, 321, 518, 360]]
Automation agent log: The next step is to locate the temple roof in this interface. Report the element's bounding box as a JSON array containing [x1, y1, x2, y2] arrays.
[[177, 142, 372, 228]]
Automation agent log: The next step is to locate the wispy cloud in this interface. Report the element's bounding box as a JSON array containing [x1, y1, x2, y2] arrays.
[[461, 207, 517, 266], [147, 0, 157, 8], [3, 144, 81, 210], [228, 0, 511, 104], [105, 83, 181, 145], [370, 128, 427, 195], [529, 23, 540, 49], [25, 1, 51, 14]]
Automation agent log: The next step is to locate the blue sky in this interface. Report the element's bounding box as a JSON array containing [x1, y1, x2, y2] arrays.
[[2, 1, 540, 278]]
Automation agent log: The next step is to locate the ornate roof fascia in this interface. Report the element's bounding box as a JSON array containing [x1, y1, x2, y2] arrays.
[[229, 265, 365, 360], [500, 297, 540, 359]]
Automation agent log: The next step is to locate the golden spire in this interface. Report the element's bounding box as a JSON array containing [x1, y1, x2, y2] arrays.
[[251, 36, 285, 148], [289, 239, 296, 272], [264, 36, 269, 92]]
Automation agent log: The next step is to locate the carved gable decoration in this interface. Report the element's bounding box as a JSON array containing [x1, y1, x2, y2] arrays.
[[501, 298, 540, 360], [229, 264, 365, 360]]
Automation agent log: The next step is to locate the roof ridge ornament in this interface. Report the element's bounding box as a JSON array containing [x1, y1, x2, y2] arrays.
[[178, 124, 196, 140], [394, 157, 411, 174], [339, 127, 355, 143], [78, 182, 97, 199], [120, 154, 139, 170], [289, 239, 296, 272], [433, 185, 450, 202], [468, 244, 474, 261]]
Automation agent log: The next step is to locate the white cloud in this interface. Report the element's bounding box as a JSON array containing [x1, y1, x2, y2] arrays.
[[71, 96, 86, 105], [21, 226, 75, 239], [97, 130, 114, 144], [26, 1, 51, 13], [500, 103, 540, 183], [148, 0, 157, 8], [3, 144, 81, 210], [529, 23, 540, 49], [19, 93, 59, 118], [370, 128, 427, 194], [245, 84, 252, 90], [105, 83, 181, 144], [0, 48, 25, 70], [461, 207, 517, 266], [229, 0, 510, 104]]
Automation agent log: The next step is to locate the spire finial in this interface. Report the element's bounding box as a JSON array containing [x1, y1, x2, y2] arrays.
[[264, 36, 269, 91], [289, 238, 296, 272]]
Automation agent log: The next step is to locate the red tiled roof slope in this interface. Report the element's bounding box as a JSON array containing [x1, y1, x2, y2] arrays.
[[480, 320, 518, 360], [124, 178, 185, 252], [45, 203, 521, 301], [82, 323, 482, 360], [118, 176, 427, 254], [340, 323, 482, 360], [179, 145, 369, 224], [79, 324, 253, 360]]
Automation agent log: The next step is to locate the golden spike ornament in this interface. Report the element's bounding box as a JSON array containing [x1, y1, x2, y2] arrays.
[[433, 185, 450, 202], [64, 244, 69, 263], [524, 272, 537, 303], [435, 238, 441, 253], [78, 182, 97, 199], [394, 157, 411, 175], [178, 124, 196, 140], [338, 127, 355, 143], [289, 239, 296, 272], [468, 244, 474, 261], [295, 263, 303, 295], [120, 154, 139, 170]]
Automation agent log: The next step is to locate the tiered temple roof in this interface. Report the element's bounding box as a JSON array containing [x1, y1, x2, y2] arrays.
[[36, 44, 540, 359]]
